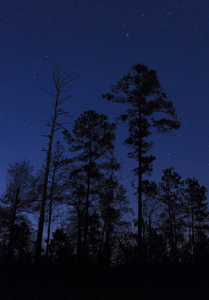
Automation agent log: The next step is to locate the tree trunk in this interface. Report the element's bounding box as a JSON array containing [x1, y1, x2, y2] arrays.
[[83, 139, 92, 260], [46, 168, 55, 258], [148, 211, 152, 263], [191, 204, 195, 258], [99, 220, 106, 260], [138, 106, 143, 263], [105, 223, 111, 266], [168, 200, 175, 262], [77, 211, 82, 262], [35, 91, 59, 263]]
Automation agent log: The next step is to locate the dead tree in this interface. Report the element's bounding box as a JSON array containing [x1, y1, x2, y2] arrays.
[[35, 65, 74, 262]]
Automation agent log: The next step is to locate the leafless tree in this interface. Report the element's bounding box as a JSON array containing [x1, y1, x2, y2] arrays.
[[35, 64, 76, 262]]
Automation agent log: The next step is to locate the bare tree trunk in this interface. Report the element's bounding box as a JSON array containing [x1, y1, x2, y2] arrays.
[[138, 105, 143, 263], [35, 96, 58, 262], [168, 201, 175, 262], [148, 211, 152, 263], [35, 65, 73, 263], [83, 139, 92, 260], [77, 212, 82, 262], [46, 169, 55, 258], [138, 159, 142, 262], [99, 220, 106, 259], [192, 206, 195, 258], [105, 223, 111, 266]]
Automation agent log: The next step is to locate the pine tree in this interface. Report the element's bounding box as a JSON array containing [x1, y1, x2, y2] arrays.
[[98, 157, 130, 265], [142, 180, 163, 262], [3, 160, 35, 256], [63, 110, 116, 260], [103, 63, 180, 261], [184, 178, 208, 258], [158, 167, 184, 262]]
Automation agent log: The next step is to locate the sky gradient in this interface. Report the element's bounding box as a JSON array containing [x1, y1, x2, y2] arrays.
[[0, 0, 209, 206]]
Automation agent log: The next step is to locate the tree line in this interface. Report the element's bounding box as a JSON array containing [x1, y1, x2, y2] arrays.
[[0, 63, 209, 266]]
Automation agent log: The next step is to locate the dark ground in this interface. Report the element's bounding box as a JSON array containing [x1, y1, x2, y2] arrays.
[[0, 262, 209, 299]]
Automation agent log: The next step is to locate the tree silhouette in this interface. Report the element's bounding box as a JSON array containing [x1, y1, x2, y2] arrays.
[[63, 110, 116, 260], [103, 63, 180, 261], [3, 160, 35, 257], [158, 167, 184, 262], [98, 157, 130, 265], [48, 228, 73, 263], [64, 168, 86, 261], [35, 65, 75, 262], [45, 141, 66, 258], [184, 178, 208, 259], [142, 180, 163, 262]]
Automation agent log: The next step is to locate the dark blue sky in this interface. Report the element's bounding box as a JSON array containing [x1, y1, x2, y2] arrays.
[[0, 0, 209, 206]]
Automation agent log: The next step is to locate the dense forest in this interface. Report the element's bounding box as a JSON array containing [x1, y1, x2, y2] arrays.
[[1, 64, 209, 299]]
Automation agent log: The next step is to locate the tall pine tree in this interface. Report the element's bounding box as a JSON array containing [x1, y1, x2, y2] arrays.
[[63, 110, 116, 259], [103, 63, 180, 261]]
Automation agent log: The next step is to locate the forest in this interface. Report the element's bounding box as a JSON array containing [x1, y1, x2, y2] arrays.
[[1, 64, 209, 299]]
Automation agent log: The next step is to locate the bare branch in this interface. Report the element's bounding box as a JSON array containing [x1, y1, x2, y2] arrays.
[[40, 89, 56, 98], [57, 95, 72, 105], [55, 121, 72, 131], [40, 134, 50, 138], [43, 121, 52, 128]]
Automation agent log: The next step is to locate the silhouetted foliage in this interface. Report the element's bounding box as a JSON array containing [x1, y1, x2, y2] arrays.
[[142, 180, 166, 263], [63, 110, 117, 261], [45, 141, 66, 258], [2, 160, 35, 257], [158, 167, 184, 262], [103, 63, 180, 261], [48, 228, 73, 262], [184, 178, 209, 261], [1, 63, 209, 299], [97, 158, 131, 265]]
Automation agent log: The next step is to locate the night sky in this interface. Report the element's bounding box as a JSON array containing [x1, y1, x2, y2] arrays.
[[0, 0, 209, 207]]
